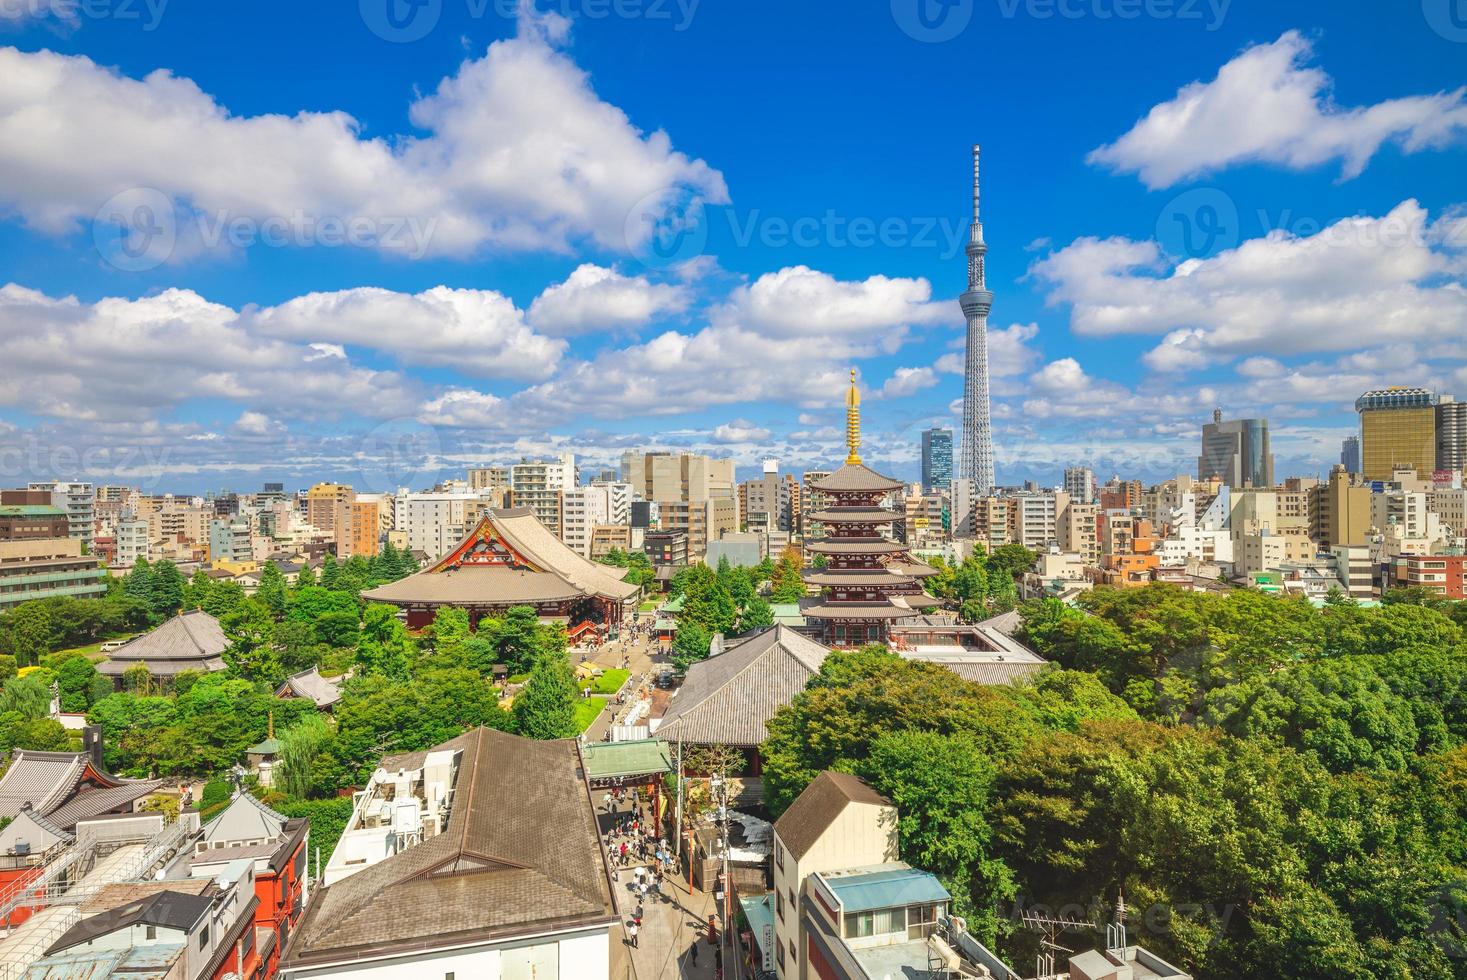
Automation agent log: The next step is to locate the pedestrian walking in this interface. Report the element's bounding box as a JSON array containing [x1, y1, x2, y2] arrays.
[[690, 941, 699, 966], [628, 921, 639, 948]]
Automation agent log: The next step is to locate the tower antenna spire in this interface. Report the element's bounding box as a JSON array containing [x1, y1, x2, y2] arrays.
[[844, 368, 862, 465], [960, 143, 995, 494], [972, 143, 981, 222]]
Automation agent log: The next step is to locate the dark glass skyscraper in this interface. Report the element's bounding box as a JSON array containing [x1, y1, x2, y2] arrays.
[[921, 428, 954, 493], [1198, 409, 1273, 488]]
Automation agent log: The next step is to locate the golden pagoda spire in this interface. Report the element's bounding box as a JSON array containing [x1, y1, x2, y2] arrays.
[[845, 368, 862, 465]]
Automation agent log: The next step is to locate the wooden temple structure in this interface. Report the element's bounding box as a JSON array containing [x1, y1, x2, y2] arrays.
[[802, 371, 941, 647], [361, 507, 640, 630]]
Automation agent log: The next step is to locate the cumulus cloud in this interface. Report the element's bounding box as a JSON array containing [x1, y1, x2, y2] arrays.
[[0, 9, 726, 257], [416, 389, 507, 429], [878, 366, 938, 399], [1031, 201, 1467, 371], [526, 264, 690, 336], [712, 419, 772, 443], [232, 411, 281, 436], [0, 284, 418, 421], [936, 322, 1040, 379], [1090, 31, 1467, 188], [250, 286, 564, 380]]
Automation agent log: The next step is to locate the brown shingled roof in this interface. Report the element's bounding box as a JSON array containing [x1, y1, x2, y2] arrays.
[[774, 771, 891, 861], [282, 727, 616, 968]]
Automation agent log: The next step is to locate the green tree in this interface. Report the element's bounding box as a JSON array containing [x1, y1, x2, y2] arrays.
[[222, 599, 283, 684], [55, 656, 100, 712], [277, 713, 330, 799], [671, 622, 711, 671], [151, 560, 186, 617], [0, 674, 52, 719], [123, 558, 156, 612], [257, 562, 289, 618], [769, 548, 808, 603], [740, 595, 775, 631], [7, 602, 54, 665], [319, 554, 340, 591], [354, 604, 412, 681], [429, 607, 472, 662], [511, 653, 579, 739]]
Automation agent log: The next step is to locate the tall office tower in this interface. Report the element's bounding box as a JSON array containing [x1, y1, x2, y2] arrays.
[[1197, 409, 1274, 488], [1437, 398, 1467, 474], [1340, 435, 1361, 474], [1063, 466, 1096, 503], [959, 144, 996, 494], [920, 428, 954, 493], [1356, 387, 1439, 480]]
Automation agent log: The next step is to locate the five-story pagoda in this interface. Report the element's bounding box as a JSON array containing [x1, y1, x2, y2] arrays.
[[802, 371, 941, 647]]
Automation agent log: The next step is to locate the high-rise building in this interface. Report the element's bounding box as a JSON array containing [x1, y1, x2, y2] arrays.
[[739, 459, 793, 533], [467, 466, 511, 490], [920, 428, 954, 493], [562, 482, 632, 558], [1308, 465, 1371, 549], [1197, 409, 1273, 488], [1062, 466, 1096, 503], [1356, 387, 1438, 481], [959, 144, 996, 495], [1437, 399, 1467, 475], [622, 452, 738, 558], [1340, 435, 1361, 474], [306, 483, 354, 532], [510, 454, 577, 536], [27, 481, 95, 551]]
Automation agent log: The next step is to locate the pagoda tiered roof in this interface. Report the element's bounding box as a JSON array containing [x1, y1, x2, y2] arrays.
[[810, 463, 904, 494], [804, 538, 908, 556], [807, 507, 901, 524]]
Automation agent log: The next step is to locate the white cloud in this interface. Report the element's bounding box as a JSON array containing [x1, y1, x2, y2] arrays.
[[1031, 201, 1467, 371], [0, 10, 726, 257], [0, 283, 418, 421], [417, 389, 506, 429], [250, 286, 564, 380], [526, 264, 690, 336], [1090, 31, 1467, 188], [878, 366, 938, 399], [232, 411, 280, 436], [712, 419, 772, 443], [715, 265, 949, 338], [934, 322, 1040, 379], [1237, 356, 1285, 378]]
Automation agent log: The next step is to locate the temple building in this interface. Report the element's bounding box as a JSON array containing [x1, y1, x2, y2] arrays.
[[802, 372, 941, 647], [361, 507, 639, 631]]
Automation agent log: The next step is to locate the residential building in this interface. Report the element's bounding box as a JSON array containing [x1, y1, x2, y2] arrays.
[[0, 537, 106, 610], [1099, 478, 1143, 513], [1010, 491, 1069, 553], [1400, 554, 1467, 599], [466, 465, 510, 490], [339, 495, 385, 558], [1309, 465, 1371, 549], [305, 482, 354, 533], [0, 503, 69, 540], [801, 470, 831, 540], [920, 428, 953, 493], [623, 452, 738, 557], [188, 793, 310, 979], [25, 482, 95, 551], [706, 532, 764, 568], [283, 727, 618, 979], [741, 460, 794, 533], [1197, 409, 1273, 487], [1058, 499, 1100, 565], [150, 501, 210, 549], [208, 519, 252, 563], [511, 453, 578, 537], [643, 530, 689, 567], [903, 494, 947, 550], [970, 495, 1011, 549], [1063, 465, 1096, 503], [1439, 398, 1467, 474], [1341, 435, 1362, 474], [115, 518, 150, 566], [393, 488, 495, 559], [1357, 386, 1439, 480], [589, 524, 633, 560], [1332, 544, 1376, 599], [1235, 530, 1316, 578], [563, 482, 632, 558]]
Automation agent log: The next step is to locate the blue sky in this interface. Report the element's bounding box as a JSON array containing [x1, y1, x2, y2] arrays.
[[0, 0, 1464, 493]]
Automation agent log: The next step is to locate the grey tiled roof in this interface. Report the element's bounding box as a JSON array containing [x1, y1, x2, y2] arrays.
[[655, 626, 830, 748], [0, 750, 84, 820], [46, 781, 161, 831], [276, 666, 344, 707], [809, 464, 904, 493], [97, 610, 229, 676], [284, 726, 615, 966], [939, 661, 1047, 685]]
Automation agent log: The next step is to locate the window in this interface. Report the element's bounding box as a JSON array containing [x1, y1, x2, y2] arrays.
[[774, 839, 783, 871], [198, 925, 210, 950], [776, 889, 784, 921], [145, 926, 156, 940]]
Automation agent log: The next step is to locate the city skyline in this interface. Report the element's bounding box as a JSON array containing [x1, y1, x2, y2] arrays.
[[0, 5, 1462, 493]]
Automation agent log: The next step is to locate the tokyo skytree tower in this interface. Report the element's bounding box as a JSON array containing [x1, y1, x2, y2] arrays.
[[959, 144, 995, 493]]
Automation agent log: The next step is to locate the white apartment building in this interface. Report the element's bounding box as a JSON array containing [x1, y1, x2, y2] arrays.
[[1011, 491, 1068, 553], [28, 480, 95, 550], [561, 482, 632, 558], [511, 453, 578, 537], [115, 518, 150, 566], [393, 489, 496, 559]]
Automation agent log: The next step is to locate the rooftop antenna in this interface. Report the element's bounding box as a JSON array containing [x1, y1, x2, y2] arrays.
[[1106, 888, 1129, 955], [1021, 907, 1091, 977]]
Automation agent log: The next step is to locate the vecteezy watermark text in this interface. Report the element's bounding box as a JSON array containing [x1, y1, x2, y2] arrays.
[[358, 0, 698, 43], [891, 0, 1229, 43], [0, 0, 167, 28]]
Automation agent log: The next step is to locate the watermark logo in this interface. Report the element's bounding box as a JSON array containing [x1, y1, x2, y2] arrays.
[[359, 0, 442, 42], [1155, 187, 1239, 260], [1423, 0, 1467, 42], [0, 0, 169, 30], [93, 187, 176, 272], [891, 0, 973, 42], [357, 418, 443, 493], [624, 189, 709, 270]]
